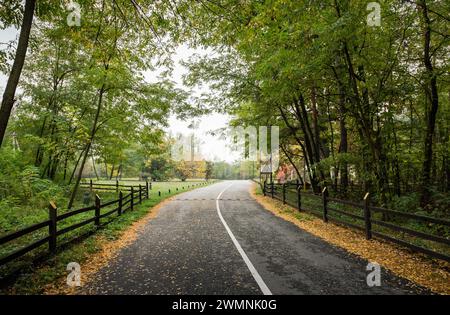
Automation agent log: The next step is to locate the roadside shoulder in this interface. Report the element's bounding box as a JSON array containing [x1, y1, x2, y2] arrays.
[[248, 182, 450, 295], [43, 196, 175, 295]]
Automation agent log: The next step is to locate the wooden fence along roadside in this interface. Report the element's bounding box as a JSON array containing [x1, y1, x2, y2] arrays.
[[80, 179, 152, 192], [0, 182, 151, 266], [0, 181, 209, 267], [260, 181, 450, 263]]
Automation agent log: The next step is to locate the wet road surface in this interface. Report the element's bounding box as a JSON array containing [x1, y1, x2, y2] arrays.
[[81, 180, 428, 295]]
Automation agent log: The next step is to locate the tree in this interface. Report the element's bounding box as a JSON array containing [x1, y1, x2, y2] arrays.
[[417, 0, 441, 207], [205, 161, 213, 180], [0, 0, 36, 147], [2, 0, 199, 209], [175, 161, 190, 181], [176, 0, 450, 211]]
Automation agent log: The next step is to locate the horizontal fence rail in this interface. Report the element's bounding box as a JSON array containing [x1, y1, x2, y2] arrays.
[[262, 181, 450, 263], [79, 179, 151, 192], [0, 185, 149, 267], [0, 180, 211, 268]]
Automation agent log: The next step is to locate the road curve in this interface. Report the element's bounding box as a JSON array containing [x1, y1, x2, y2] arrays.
[[80, 180, 428, 295]]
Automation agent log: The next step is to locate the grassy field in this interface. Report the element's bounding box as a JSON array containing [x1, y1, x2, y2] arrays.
[[0, 179, 216, 294], [84, 179, 209, 193]]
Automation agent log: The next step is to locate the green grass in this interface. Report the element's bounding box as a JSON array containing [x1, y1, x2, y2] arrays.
[[0, 180, 217, 294], [82, 179, 210, 198]]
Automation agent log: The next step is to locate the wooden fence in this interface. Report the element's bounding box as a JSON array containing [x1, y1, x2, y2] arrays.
[[80, 179, 152, 192], [262, 181, 450, 263], [0, 184, 149, 266]]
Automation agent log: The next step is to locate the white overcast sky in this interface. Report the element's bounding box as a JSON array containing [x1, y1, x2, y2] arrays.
[[0, 27, 240, 163]]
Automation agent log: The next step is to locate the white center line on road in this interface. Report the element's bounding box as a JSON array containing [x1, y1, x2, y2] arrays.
[[216, 183, 272, 295]]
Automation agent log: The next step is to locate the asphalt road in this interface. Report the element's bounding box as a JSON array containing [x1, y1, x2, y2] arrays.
[[81, 180, 428, 295]]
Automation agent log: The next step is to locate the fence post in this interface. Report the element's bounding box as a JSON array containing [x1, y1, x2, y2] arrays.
[[118, 191, 123, 216], [131, 187, 134, 211], [116, 180, 119, 193], [95, 194, 101, 226], [146, 181, 149, 199], [282, 183, 286, 204], [139, 184, 142, 203], [322, 187, 328, 223], [271, 182, 274, 198], [297, 186, 302, 211], [89, 179, 93, 191], [263, 180, 266, 196], [363, 192, 372, 240], [48, 201, 57, 253]]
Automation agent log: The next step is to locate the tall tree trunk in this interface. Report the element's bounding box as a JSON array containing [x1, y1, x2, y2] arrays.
[[68, 147, 86, 185], [92, 154, 99, 180], [277, 104, 316, 190], [68, 84, 105, 208], [392, 125, 402, 196], [280, 143, 303, 185], [109, 164, 115, 180], [331, 65, 349, 193], [418, 0, 439, 208], [35, 48, 62, 166], [35, 116, 47, 166], [444, 92, 450, 192], [0, 0, 36, 147], [63, 153, 68, 181], [338, 99, 349, 193], [310, 85, 322, 159], [116, 164, 122, 180], [104, 161, 108, 179], [49, 153, 60, 180], [292, 95, 323, 191], [41, 160, 50, 179]]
